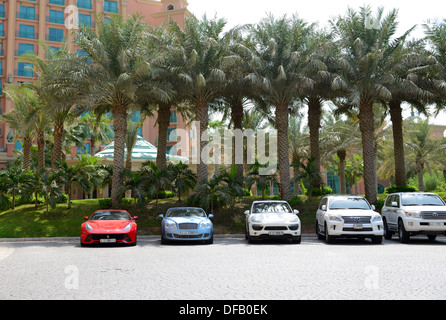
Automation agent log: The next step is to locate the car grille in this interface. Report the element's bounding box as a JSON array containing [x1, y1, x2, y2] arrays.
[[171, 234, 203, 239], [342, 216, 371, 223], [342, 227, 373, 232], [264, 226, 288, 231], [87, 234, 129, 240], [421, 211, 446, 220], [178, 223, 198, 229]]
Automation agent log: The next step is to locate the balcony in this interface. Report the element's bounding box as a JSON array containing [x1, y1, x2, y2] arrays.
[[46, 16, 64, 24], [15, 31, 39, 39], [14, 69, 35, 78], [16, 12, 39, 21]]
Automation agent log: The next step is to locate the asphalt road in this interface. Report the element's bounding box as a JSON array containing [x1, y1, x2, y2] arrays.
[[1, 235, 445, 300]]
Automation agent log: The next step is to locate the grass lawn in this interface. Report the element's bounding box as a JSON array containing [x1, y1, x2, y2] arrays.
[[0, 194, 392, 238]]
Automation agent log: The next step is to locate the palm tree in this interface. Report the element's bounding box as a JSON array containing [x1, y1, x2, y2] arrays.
[[248, 14, 324, 201], [246, 160, 278, 200], [405, 118, 445, 191], [79, 111, 114, 155], [119, 169, 148, 209], [329, 6, 414, 204], [0, 162, 31, 210], [40, 170, 64, 218], [166, 15, 229, 182], [168, 162, 197, 201], [194, 174, 231, 215], [49, 14, 163, 206], [141, 161, 170, 208], [1, 85, 36, 171]]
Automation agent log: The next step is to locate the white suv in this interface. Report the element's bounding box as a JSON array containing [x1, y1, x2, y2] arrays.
[[381, 192, 446, 243], [244, 200, 301, 243], [315, 195, 384, 243]]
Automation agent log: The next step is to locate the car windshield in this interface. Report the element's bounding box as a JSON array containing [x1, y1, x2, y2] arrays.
[[329, 198, 371, 210], [167, 208, 206, 217], [90, 211, 130, 220], [401, 194, 445, 206], [252, 202, 292, 213]]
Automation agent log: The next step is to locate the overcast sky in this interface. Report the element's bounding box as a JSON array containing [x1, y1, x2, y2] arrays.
[[187, 0, 446, 127]]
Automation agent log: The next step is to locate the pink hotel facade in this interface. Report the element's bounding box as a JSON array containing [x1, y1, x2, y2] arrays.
[[0, 0, 193, 169]]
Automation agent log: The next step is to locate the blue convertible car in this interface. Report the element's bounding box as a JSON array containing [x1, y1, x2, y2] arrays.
[[159, 207, 214, 244]]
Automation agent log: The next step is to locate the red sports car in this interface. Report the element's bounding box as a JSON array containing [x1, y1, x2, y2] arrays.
[[81, 210, 138, 246]]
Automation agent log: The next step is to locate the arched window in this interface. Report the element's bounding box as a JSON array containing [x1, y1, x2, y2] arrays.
[[167, 4, 174, 10]]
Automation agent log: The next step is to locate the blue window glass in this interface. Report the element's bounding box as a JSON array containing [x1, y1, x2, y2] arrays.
[[18, 43, 35, 56], [167, 127, 177, 141], [49, 0, 65, 5], [0, 62, 2, 75], [77, 0, 92, 9], [49, 10, 64, 24], [169, 110, 177, 123], [77, 143, 90, 154], [0, 23, 4, 37], [18, 24, 35, 39], [17, 62, 34, 77], [50, 46, 60, 52], [14, 141, 23, 152], [104, 0, 118, 13], [130, 110, 141, 122], [79, 14, 92, 27], [19, 6, 36, 20], [0, 5, 5, 18], [48, 28, 64, 42]]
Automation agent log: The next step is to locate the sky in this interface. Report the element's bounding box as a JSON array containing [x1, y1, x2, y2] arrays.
[[186, 0, 446, 127]]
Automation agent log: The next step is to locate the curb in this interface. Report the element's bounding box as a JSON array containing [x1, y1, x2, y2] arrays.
[[0, 233, 317, 242]]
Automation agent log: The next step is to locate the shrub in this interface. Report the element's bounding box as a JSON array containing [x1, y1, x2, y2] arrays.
[[310, 187, 332, 196], [98, 198, 112, 209], [384, 185, 418, 194], [241, 188, 253, 197], [158, 190, 175, 199], [289, 195, 303, 206]]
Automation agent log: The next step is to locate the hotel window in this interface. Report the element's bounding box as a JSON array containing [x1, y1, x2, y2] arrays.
[[167, 127, 177, 141], [19, 6, 36, 20], [49, 10, 64, 24], [167, 4, 174, 10], [17, 62, 34, 77], [48, 28, 64, 42], [169, 110, 177, 123], [104, 0, 118, 13], [18, 43, 35, 56], [0, 23, 3, 37], [0, 5, 5, 18], [77, 0, 92, 9], [18, 24, 36, 39], [0, 62, 2, 76], [49, 0, 65, 5], [79, 14, 92, 27]]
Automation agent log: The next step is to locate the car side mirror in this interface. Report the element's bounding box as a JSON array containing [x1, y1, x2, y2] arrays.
[[244, 210, 250, 215], [371, 205, 375, 211], [391, 201, 398, 207], [133, 216, 139, 220], [208, 214, 214, 219], [293, 209, 299, 215], [83, 216, 89, 221], [158, 214, 164, 219], [321, 205, 327, 211]]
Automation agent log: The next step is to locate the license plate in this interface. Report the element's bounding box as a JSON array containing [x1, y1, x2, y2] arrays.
[[430, 222, 443, 227], [269, 231, 284, 236], [181, 231, 196, 235], [100, 238, 116, 243], [353, 224, 363, 229]]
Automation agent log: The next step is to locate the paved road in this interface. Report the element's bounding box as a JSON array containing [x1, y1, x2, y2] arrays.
[[0, 235, 446, 300]]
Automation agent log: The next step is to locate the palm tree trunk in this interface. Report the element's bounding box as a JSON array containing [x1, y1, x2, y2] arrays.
[[231, 100, 244, 177], [22, 136, 32, 172], [308, 96, 322, 189], [389, 100, 407, 186], [156, 104, 171, 169], [358, 102, 377, 205], [337, 149, 347, 194], [275, 103, 291, 201], [52, 121, 64, 168], [111, 104, 128, 207], [90, 136, 96, 155], [36, 130, 46, 172], [195, 99, 209, 183]]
